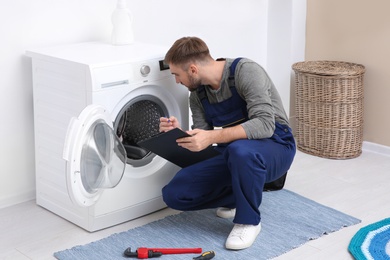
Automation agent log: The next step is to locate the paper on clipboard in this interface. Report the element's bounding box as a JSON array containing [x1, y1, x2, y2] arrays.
[[137, 128, 220, 168]]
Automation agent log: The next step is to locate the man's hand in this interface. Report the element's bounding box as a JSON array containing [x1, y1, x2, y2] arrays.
[[159, 116, 181, 132], [176, 129, 212, 152], [177, 125, 248, 152]]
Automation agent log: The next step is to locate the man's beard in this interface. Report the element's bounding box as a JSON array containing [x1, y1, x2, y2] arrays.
[[187, 73, 202, 92]]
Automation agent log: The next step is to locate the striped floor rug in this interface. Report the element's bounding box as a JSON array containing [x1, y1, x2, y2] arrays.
[[349, 218, 390, 259]]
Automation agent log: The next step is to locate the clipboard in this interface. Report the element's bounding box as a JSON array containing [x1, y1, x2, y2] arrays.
[[137, 128, 220, 168]]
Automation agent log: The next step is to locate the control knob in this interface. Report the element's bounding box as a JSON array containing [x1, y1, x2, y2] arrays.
[[140, 65, 151, 76]]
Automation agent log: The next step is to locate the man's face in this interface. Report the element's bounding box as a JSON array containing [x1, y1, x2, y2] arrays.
[[169, 63, 201, 92]]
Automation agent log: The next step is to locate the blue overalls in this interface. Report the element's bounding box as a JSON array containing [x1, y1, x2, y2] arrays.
[[162, 59, 296, 225]]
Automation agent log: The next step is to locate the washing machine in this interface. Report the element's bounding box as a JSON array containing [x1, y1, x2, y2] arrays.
[[27, 42, 189, 232]]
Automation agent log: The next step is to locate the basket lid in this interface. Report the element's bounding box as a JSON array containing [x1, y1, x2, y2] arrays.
[[292, 61, 365, 76]]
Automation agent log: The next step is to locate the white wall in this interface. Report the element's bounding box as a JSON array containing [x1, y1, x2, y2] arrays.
[[0, 0, 306, 208], [129, 0, 269, 66], [266, 0, 307, 118]]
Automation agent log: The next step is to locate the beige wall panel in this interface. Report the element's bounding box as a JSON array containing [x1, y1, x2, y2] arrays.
[[305, 0, 390, 146]]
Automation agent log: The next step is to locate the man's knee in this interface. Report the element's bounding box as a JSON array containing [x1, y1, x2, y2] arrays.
[[162, 184, 192, 211], [225, 141, 265, 164], [225, 141, 250, 159], [162, 185, 177, 209]]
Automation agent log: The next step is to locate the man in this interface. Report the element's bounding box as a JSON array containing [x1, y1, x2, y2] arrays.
[[159, 37, 296, 250]]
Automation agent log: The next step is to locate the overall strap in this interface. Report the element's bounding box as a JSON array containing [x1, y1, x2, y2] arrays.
[[228, 57, 243, 87], [197, 85, 207, 101]]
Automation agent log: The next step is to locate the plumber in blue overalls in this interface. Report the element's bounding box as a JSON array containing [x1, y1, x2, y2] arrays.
[[159, 37, 296, 250]]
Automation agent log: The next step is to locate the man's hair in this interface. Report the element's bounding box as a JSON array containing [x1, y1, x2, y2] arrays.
[[165, 37, 212, 68]]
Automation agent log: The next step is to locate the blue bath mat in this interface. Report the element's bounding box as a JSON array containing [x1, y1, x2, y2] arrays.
[[349, 218, 390, 259], [54, 189, 360, 260]]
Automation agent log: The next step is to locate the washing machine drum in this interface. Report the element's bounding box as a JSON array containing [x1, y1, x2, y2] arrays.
[[118, 100, 163, 160]]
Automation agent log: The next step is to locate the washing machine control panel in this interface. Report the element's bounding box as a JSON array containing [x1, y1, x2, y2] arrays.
[[91, 58, 171, 91]]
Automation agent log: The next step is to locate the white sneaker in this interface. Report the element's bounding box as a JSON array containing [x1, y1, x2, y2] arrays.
[[216, 207, 236, 219], [225, 223, 262, 250]]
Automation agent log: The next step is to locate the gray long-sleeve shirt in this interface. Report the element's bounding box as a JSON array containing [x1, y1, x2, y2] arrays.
[[189, 58, 289, 140]]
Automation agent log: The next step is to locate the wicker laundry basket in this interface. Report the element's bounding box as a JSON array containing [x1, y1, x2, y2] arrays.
[[292, 61, 365, 159]]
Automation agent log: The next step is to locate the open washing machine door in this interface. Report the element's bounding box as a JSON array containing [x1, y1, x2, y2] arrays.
[[63, 104, 127, 207]]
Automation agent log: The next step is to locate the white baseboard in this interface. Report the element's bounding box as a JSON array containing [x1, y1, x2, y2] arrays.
[[0, 189, 35, 210], [362, 141, 390, 157]]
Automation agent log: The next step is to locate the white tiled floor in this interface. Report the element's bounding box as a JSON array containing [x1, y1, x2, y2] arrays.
[[1, 149, 390, 260]]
